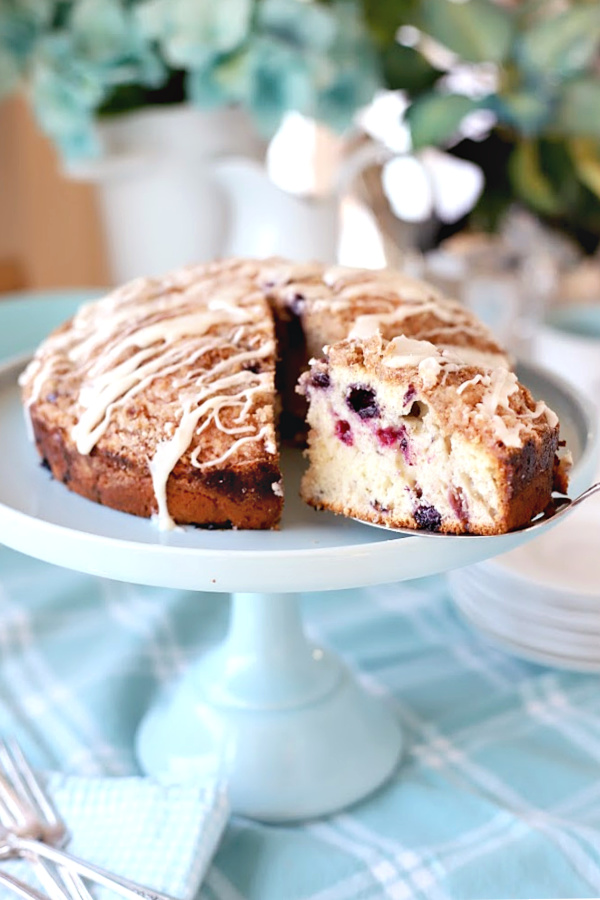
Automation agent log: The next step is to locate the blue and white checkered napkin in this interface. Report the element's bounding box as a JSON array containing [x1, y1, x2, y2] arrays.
[[0, 772, 228, 900], [5, 536, 600, 898]]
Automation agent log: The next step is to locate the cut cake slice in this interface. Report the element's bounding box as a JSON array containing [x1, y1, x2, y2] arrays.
[[298, 333, 568, 535]]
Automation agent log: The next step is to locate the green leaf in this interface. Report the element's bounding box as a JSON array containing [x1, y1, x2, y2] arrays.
[[491, 89, 551, 137], [417, 0, 514, 64], [556, 79, 600, 139], [508, 139, 563, 216], [569, 138, 600, 202], [406, 92, 480, 149], [360, 0, 416, 46], [517, 5, 600, 81], [381, 42, 441, 92]]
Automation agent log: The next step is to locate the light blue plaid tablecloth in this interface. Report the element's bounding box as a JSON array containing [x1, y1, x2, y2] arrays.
[[2, 545, 600, 900], [2, 290, 600, 899]]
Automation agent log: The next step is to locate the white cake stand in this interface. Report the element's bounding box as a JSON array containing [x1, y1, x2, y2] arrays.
[[0, 356, 596, 821]]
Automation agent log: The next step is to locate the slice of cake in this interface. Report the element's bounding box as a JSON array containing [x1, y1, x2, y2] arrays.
[[298, 332, 568, 535], [20, 266, 283, 530]]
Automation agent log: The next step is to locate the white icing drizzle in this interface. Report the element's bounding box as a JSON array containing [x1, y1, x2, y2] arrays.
[[23, 271, 278, 530], [323, 265, 441, 300], [374, 333, 554, 450], [195, 426, 273, 470], [437, 345, 508, 369], [456, 369, 560, 446], [418, 357, 442, 388], [478, 368, 520, 418], [348, 315, 383, 341], [457, 373, 487, 395], [471, 368, 522, 448], [261, 261, 322, 287], [323, 265, 360, 287], [348, 308, 444, 340], [145, 349, 275, 530], [22, 257, 561, 529], [345, 300, 505, 367], [533, 400, 559, 429], [382, 336, 448, 368]]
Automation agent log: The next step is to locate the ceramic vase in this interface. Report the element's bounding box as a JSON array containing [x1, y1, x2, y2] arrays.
[[66, 104, 266, 284]]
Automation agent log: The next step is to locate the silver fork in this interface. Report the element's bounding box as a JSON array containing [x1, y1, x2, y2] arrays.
[[0, 741, 92, 900], [0, 741, 177, 900], [0, 759, 74, 900], [0, 869, 53, 900]]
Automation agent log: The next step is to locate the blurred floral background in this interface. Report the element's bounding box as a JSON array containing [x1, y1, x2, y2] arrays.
[[0, 0, 381, 158], [1, 0, 600, 323]]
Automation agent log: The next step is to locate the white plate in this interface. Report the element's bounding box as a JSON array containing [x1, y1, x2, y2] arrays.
[[451, 578, 600, 652], [453, 592, 600, 673], [448, 569, 600, 632], [0, 354, 596, 594], [484, 499, 600, 598]]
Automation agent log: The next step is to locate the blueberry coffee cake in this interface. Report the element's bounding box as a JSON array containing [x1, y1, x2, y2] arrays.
[[20, 258, 568, 533]]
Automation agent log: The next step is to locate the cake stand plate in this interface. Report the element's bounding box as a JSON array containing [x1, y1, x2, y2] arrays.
[[0, 355, 596, 820]]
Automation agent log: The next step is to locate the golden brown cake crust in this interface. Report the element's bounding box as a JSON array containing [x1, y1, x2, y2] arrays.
[[21, 264, 284, 529]]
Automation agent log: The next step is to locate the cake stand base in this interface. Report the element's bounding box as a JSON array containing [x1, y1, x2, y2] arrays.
[[136, 592, 402, 821]]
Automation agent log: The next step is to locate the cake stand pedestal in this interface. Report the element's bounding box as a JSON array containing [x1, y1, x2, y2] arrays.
[[0, 355, 596, 821], [138, 591, 401, 820]]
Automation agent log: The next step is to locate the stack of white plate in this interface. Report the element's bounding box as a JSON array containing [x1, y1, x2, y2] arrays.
[[448, 493, 600, 672]]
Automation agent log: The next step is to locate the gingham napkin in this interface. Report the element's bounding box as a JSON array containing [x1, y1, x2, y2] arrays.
[[0, 772, 229, 900]]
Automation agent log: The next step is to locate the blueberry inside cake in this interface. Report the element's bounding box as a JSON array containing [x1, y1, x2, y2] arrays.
[[20, 257, 569, 533], [299, 331, 568, 535]]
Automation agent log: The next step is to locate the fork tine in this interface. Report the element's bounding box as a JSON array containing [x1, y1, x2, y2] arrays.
[[1, 742, 62, 843], [0, 741, 95, 900], [0, 771, 33, 834], [28, 857, 87, 900], [0, 742, 90, 900], [0, 868, 53, 900]]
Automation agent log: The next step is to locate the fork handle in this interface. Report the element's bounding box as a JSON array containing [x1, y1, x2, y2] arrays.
[[0, 870, 50, 900], [7, 835, 178, 900]]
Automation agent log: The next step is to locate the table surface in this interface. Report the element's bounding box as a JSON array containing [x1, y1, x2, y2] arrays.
[[2, 291, 600, 900]]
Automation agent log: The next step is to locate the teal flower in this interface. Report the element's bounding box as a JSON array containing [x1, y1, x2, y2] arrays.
[[315, 2, 382, 132], [0, 0, 53, 62], [240, 36, 320, 134], [0, 0, 384, 158], [136, 0, 253, 70], [237, 0, 382, 135], [70, 0, 133, 65], [257, 0, 338, 55], [186, 49, 246, 109], [70, 0, 166, 90], [0, 0, 54, 97], [26, 2, 170, 157], [29, 32, 107, 159]]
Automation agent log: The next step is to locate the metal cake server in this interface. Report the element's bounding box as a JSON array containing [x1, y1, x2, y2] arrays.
[[354, 481, 600, 538]]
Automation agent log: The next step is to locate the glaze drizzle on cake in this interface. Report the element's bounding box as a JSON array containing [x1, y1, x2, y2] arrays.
[[299, 332, 568, 535], [20, 265, 282, 530], [20, 258, 567, 532]]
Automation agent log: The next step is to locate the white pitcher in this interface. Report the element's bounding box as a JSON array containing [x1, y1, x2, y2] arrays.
[[66, 104, 266, 283], [213, 156, 340, 263], [66, 105, 386, 282]]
